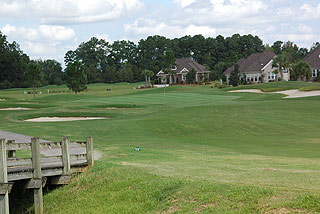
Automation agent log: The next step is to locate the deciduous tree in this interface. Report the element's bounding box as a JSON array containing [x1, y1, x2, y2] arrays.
[[65, 61, 87, 94], [26, 62, 42, 99]]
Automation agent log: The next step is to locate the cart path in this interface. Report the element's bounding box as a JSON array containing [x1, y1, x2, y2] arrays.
[[0, 130, 102, 160]]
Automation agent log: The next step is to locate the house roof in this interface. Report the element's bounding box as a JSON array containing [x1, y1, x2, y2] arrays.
[[224, 51, 276, 75], [304, 45, 320, 69], [157, 58, 209, 76]]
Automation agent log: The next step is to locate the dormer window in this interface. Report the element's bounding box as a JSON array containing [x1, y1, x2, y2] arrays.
[[319, 54, 320, 59], [172, 65, 177, 70]]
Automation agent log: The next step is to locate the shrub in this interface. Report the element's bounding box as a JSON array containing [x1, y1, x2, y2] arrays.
[[211, 81, 229, 89]]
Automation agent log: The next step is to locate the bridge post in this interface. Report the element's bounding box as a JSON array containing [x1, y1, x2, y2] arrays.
[[0, 139, 9, 214], [31, 137, 43, 214], [86, 137, 94, 167], [62, 137, 71, 175]]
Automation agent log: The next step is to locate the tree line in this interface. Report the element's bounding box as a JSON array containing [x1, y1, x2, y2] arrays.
[[0, 30, 318, 91]]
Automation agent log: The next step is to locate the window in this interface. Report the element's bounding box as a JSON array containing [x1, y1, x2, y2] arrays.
[[182, 75, 186, 81], [312, 69, 318, 77], [172, 65, 177, 70], [254, 73, 258, 82], [268, 72, 276, 80]]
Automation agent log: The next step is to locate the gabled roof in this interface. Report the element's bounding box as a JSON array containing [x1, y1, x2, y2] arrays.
[[175, 58, 209, 73], [157, 58, 209, 76], [224, 51, 276, 75], [304, 45, 320, 69]]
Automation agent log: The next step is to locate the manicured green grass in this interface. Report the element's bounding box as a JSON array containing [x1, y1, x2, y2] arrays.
[[1, 81, 320, 213]]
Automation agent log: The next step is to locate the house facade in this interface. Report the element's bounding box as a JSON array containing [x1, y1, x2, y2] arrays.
[[156, 58, 210, 84], [304, 45, 320, 81], [224, 51, 289, 83]]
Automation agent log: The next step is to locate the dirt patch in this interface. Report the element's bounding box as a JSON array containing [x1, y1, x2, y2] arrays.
[[0, 99, 5, 101], [229, 89, 264, 93], [194, 203, 215, 212], [0, 107, 32, 111], [162, 205, 181, 214], [24, 117, 108, 122], [266, 208, 307, 214], [263, 168, 277, 171]]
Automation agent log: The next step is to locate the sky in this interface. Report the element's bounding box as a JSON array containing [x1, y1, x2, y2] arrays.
[[0, 0, 319, 64]]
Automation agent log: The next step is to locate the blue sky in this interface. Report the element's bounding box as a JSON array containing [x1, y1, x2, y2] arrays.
[[0, 0, 319, 64]]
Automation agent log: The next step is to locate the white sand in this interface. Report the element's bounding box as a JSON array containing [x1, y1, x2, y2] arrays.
[[229, 89, 264, 93], [0, 107, 32, 111], [272, 89, 320, 98], [25, 117, 108, 122], [229, 89, 320, 98]]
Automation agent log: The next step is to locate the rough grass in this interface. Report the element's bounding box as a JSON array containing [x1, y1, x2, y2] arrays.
[[299, 85, 320, 91], [1, 81, 320, 213], [226, 81, 319, 92]]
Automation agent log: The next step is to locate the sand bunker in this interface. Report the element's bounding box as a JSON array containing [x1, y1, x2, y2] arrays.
[[229, 89, 320, 98], [272, 89, 320, 98], [229, 89, 264, 93], [0, 107, 32, 111], [25, 117, 108, 122]]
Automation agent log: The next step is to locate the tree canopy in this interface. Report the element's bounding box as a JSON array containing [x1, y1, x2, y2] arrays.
[[65, 61, 87, 93], [26, 61, 42, 98], [292, 61, 312, 81]]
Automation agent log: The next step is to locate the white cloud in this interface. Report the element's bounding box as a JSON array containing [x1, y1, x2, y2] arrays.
[[174, 0, 196, 7], [124, 0, 267, 39], [94, 34, 112, 43], [1, 24, 75, 42], [300, 3, 320, 19], [24, 41, 57, 56], [210, 0, 266, 18], [298, 24, 313, 34], [276, 3, 320, 21], [1, 24, 77, 61], [0, 0, 144, 24], [124, 18, 216, 38]]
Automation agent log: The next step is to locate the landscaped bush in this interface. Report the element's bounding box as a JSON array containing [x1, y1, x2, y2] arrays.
[[210, 81, 229, 89]]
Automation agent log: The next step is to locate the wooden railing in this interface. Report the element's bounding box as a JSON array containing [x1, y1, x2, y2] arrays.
[[0, 136, 94, 214]]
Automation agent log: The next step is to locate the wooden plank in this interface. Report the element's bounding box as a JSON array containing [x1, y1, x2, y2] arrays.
[[0, 183, 13, 195], [39, 142, 62, 149], [50, 175, 71, 185], [31, 137, 43, 214], [61, 137, 71, 175], [86, 137, 94, 167], [7, 165, 86, 181], [0, 138, 9, 214], [71, 141, 87, 145], [7, 158, 32, 167], [25, 177, 47, 189], [6, 142, 31, 151], [70, 154, 87, 161], [7, 141, 16, 158]]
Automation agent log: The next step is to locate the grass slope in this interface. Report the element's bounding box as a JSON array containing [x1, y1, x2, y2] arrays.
[[1, 82, 320, 213]]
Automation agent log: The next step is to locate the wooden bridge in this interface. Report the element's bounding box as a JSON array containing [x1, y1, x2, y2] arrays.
[[0, 136, 94, 214]]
